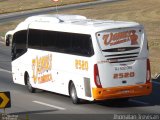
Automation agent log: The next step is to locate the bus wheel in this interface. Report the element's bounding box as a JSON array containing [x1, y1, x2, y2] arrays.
[[69, 82, 80, 104], [26, 73, 36, 93]]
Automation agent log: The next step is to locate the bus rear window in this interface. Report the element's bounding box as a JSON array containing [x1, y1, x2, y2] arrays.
[[96, 28, 142, 53]]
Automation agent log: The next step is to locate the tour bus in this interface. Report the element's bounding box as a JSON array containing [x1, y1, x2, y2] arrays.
[[11, 14, 152, 104]]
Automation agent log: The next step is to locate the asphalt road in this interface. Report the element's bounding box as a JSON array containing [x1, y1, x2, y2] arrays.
[[0, 43, 160, 120]]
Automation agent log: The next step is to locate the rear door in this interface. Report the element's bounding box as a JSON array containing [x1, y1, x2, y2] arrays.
[[96, 26, 147, 88]]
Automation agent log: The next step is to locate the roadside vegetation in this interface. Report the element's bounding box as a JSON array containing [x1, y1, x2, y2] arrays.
[[0, 0, 160, 76], [0, 0, 95, 14]]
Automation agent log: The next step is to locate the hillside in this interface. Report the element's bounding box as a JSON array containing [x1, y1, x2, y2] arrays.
[[0, 0, 95, 14]]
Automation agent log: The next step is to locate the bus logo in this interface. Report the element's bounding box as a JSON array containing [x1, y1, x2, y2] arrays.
[[103, 30, 138, 46], [32, 54, 53, 84]]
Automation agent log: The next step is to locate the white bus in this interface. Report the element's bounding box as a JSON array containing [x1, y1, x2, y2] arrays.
[[11, 14, 152, 104]]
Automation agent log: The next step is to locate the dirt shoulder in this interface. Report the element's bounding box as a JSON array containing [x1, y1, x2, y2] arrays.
[[0, 0, 95, 14]]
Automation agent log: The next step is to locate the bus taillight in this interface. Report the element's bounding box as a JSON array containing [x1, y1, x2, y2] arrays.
[[94, 64, 102, 88], [146, 59, 151, 83]]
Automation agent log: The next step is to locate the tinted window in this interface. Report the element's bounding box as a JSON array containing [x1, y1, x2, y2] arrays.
[[12, 30, 27, 61], [28, 29, 42, 49], [28, 29, 94, 57], [71, 33, 93, 56]]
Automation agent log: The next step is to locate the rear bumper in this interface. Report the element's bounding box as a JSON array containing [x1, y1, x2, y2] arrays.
[[92, 83, 152, 100]]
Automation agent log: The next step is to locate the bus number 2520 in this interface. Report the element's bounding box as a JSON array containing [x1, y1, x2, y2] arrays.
[[113, 72, 135, 79]]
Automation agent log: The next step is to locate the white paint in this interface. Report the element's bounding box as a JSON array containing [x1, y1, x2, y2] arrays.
[[0, 68, 12, 74], [129, 99, 149, 105], [33, 101, 66, 110]]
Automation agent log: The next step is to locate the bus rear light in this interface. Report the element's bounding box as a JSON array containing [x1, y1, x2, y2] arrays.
[[146, 59, 151, 83], [94, 64, 102, 88]]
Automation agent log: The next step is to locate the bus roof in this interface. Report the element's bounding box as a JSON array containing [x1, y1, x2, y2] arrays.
[[15, 14, 141, 34]]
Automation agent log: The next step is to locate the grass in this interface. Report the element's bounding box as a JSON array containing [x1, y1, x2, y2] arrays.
[[0, 0, 160, 76], [0, 0, 95, 14]]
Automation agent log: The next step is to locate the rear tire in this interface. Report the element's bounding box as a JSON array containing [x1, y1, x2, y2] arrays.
[[69, 82, 80, 104], [26, 73, 36, 93]]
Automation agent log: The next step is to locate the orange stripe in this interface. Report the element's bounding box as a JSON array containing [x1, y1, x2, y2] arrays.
[[92, 83, 152, 100]]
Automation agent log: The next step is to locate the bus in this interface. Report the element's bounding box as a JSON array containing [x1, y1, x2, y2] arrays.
[[11, 14, 152, 104]]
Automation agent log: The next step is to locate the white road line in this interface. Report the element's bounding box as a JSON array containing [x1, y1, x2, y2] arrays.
[[33, 101, 66, 110], [0, 68, 12, 74], [129, 99, 149, 105]]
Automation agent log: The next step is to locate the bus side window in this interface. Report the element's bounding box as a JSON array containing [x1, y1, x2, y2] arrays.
[[27, 29, 94, 57], [71, 34, 94, 56], [11, 42, 16, 61], [11, 30, 27, 61], [28, 29, 42, 49]]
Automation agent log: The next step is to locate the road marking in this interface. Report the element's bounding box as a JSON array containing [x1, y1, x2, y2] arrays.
[[152, 81, 160, 85], [0, 68, 12, 74], [129, 99, 149, 105], [33, 101, 66, 110]]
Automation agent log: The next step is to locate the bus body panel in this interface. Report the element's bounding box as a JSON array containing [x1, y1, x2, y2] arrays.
[[92, 26, 152, 100], [10, 14, 152, 102], [97, 60, 147, 88], [12, 48, 95, 101], [95, 27, 148, 88]]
